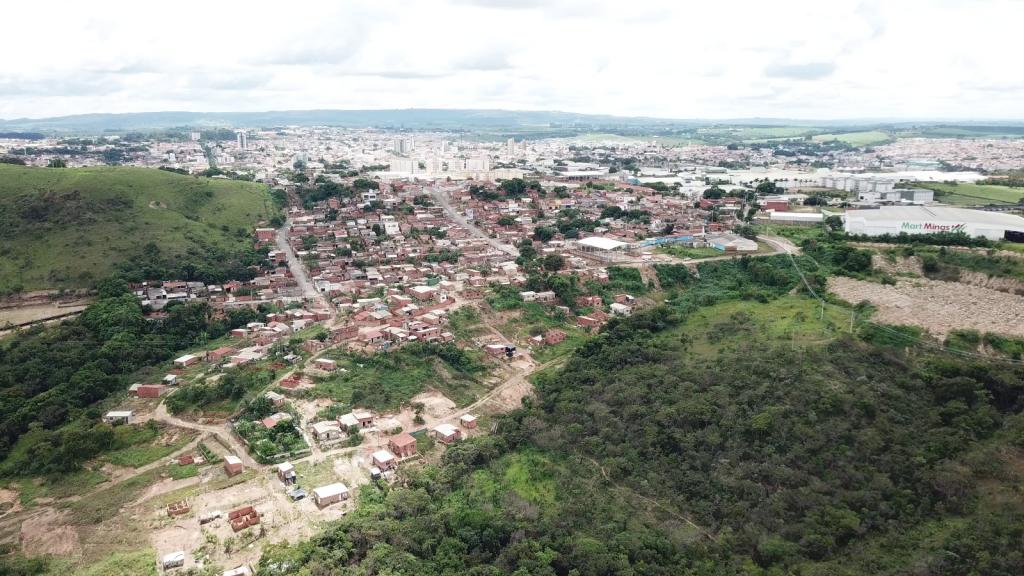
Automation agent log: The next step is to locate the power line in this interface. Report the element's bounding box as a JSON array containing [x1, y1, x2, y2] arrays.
[[782, 250, 1024, 366]]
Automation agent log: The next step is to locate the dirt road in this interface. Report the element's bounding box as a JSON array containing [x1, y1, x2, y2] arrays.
[[277, 218, 334, 320], [152, 403, 259, 468]]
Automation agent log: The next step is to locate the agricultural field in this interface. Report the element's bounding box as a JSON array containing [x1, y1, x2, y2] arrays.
[[812, 130, 891, 146], [914, 181, 1024, 205], [0, 164, 275, 293]]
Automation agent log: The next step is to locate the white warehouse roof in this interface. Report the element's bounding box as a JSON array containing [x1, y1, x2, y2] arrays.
[[847, 206, 1024, 228], [577, 236, 629, 250], [844, 206, 1024, 240]]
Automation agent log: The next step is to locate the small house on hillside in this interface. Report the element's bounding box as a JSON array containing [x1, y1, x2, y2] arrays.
[[433, 423, 462, 445], [277, 461, 296, 485], [312, 482, 350, 508], [103, 410, 133, 425], [224, 455, 244, 477], [311, 420, 343, 442], [174, 354, 200, 367], [371, 449, 397, 470], [388, 432, 417, 459]]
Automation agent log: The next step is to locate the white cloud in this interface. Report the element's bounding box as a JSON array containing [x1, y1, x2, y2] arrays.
[[0, 0, 1022, 120]]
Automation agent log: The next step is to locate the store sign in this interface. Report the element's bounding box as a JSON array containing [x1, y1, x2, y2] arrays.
[[901, 222, 966, 232]]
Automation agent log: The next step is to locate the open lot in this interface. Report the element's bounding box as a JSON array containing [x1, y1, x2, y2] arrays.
[[828, 276, 1024, 338]]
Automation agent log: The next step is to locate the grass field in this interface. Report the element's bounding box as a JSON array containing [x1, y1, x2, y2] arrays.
[[316, 346, 491, 409], [102, 422, 198, 467], [913, 181, 1024, 205], [13, 468, 108, 506], [0, 164, 275, 292], [656, 245, 723, 259], [812, 130, 891, 146], [669, 296, 851, 357]]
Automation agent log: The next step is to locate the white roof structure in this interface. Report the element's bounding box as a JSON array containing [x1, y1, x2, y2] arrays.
[[577, 236, 629, 251], [313, 482, 349, 499], [162, 551, 186, 565], [845, 206, 1024, 240], [105, 410, 132, 418], [225, 455, 242, 466], [312, 419, 341, 431], [338, 413, 359, 427], [434, 423, 459, 437], [460, 414, 477, 424], [372, 449, 396, 464], [847, 206, 1024, 228], [277, 461, 295, 474], [223, 567, 253, 576]]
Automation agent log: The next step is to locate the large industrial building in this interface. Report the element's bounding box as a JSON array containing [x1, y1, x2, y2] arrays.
[[844, 206, 1024, 242]]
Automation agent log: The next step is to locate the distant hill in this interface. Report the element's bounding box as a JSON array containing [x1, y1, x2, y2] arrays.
[[0, 109, 685, 133], [0, 165, 275, 293], [2, 109, 1023, 139]]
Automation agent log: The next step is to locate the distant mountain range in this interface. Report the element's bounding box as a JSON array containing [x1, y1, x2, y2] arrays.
[[1, 108, 1023, 134]]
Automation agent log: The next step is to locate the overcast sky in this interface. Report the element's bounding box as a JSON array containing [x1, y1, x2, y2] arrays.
[[2, 0, 1021, 120]]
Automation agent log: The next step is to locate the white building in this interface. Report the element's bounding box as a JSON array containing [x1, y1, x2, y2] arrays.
[[844, 206, 1024, 241]]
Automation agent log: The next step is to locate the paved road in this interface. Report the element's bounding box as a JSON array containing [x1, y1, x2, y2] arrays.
[[427, 187, 519, 257], [276, 217, 335, 321]]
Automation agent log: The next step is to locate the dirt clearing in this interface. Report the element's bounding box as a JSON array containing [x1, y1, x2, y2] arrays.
[[828, 276, 1024, 337], [21, 508, 80, 557]]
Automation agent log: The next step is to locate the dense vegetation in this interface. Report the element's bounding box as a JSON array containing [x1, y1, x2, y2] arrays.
[[0, 164, 274, 292], [260, 299, 1024, 575], [258, 248, 1024, 575], [0, 279, 255, 475], [314, 342, 489, 409]]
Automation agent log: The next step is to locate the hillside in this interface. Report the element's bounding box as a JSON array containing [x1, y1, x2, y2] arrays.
[[254, 260, 1024, 575], [0, 165, 275, 293]]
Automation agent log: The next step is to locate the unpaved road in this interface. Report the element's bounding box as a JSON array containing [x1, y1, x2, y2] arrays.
[[152, 403, 259, 468]]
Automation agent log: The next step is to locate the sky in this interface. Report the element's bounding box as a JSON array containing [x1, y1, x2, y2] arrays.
[[1, 0, 1022, 121]]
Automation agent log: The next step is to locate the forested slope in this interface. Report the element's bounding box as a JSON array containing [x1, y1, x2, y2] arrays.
[[256, 257, 1024, 576]]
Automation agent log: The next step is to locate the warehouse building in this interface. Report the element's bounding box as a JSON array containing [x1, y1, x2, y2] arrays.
[[844, 206, 1024, 242]]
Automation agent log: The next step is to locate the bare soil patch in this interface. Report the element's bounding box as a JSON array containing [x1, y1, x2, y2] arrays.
[[828, 276, 1024, 337], [21, 508, 80, 557]]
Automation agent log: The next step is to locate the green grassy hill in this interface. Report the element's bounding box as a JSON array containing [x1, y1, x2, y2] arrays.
[[0, 165, 276, 292], [913, 181, 1024, 205]]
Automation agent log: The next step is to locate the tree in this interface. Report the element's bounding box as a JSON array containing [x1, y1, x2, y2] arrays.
[[499, 178, 528, 198], [824, 215, 844, 231], [533, 226, 557, 243], [542, 254, 565, 272], [756, 180, 778, 195], [47, 158, 67, 168], [703, 186, 725, 199], [497, 216, 516, 226]]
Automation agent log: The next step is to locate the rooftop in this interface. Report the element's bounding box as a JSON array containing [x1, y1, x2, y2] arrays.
[[846, 206, 1024, 229], [577, 236, 629, 250]]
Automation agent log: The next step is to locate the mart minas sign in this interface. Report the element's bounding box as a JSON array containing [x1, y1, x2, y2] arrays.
[[901, 221, 966, 232]]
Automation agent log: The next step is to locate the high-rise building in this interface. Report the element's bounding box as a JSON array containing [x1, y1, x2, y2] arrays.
[[236, 131, 248, 150], [506, 138, 515, 156]]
